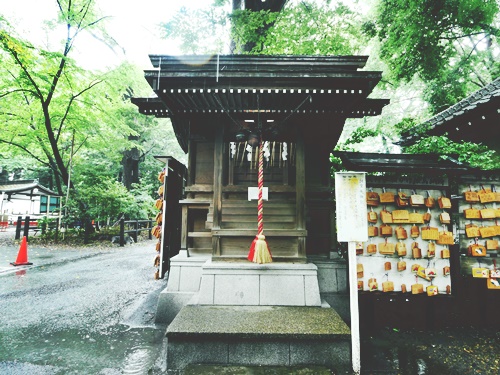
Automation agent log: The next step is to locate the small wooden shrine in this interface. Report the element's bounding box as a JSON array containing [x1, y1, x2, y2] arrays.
[[134, 54, 388, 260], [133, 54, 388, 371]]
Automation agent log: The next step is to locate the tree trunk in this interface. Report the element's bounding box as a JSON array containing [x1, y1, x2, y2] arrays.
[[121, 135, 140, 190]]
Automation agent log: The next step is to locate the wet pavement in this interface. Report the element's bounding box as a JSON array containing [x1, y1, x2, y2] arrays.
[[1, 229, 499, 374], [0, 230, 168, 374]]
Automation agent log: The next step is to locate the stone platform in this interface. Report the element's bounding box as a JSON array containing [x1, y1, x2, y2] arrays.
[[197, 260, 322, 306], [156, 256, 332, 324], [166, 305, 351, 372]]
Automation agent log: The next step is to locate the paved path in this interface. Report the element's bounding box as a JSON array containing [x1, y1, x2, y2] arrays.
[[0, 227, 132, 274], [0, 235, 168, 374]]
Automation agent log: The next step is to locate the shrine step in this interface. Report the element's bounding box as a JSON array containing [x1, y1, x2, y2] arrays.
[[206, 200, 296, 230], [165, 305, 351, 373]]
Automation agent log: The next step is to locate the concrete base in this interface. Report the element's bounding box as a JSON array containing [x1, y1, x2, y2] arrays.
[[197, 260, 322, 306], [166, 305, 351, 373], [322, 292, 350, 324], [311, 258, 347, 293], [155, 255, 209, 324], [156, 255, 348, 323]]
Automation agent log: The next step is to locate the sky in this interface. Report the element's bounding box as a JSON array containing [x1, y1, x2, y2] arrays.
[[0, 0, 211, 70]]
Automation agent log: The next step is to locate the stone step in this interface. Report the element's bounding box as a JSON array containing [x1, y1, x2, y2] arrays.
[[183, 364, 332, 374], [166, 305, 351, 372], [219, 222, 296, 229], [167, 305, 350, 340], [206, 222, 296, 230]]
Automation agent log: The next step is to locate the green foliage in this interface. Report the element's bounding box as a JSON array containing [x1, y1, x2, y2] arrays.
[[159, 1, 364, 56], [330, 126, 379, 173], [329, 152, 344, 174], [405, 134, 499, 170], [375, 0, 499, 114], [231, 2, 363, 55], [75, 180, 134, 221], [1, 4, 184, 227], [376, 0, 499, 82], [393, 117, 420, 134], [230, 10, 278, 53], [160, 4, 229, 54], [0, 2, 129, 196], [344, 127, 378, 147], [422, 57, 475, 114]]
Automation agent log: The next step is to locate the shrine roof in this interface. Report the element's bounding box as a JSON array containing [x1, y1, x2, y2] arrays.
[[398, 78, 500, 146], [334, 152, 477, 174], [145, 55, 382, 90], [133, 55, 389, 152], [0, 180, 60, 197]]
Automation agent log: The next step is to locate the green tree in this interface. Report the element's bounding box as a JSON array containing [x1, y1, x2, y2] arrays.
[[372, 0, 499, 113], [1, 2, 186, 225], [160, 3, 229, 54], [232, 2, 363, 55], [0, 1, 126, 195], [405, 135, 498, 170]]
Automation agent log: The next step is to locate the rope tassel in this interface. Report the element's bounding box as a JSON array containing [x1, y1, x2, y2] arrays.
[[247, 138, 272, 264]]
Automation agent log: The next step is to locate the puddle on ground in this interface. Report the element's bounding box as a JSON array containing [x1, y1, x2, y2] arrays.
[[361, 337, 450, 375], [0, 323, 166, 374]]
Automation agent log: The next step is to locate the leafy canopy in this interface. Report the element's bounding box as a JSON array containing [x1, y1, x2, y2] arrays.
[[373, 0, 499, 113], [405, 135, 498, 170], [232, 2, 363, 55], [1, 1, 185, 223]]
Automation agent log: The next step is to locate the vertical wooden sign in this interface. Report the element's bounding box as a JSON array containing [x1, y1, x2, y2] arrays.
[[335, 172, 367, 375], [335, 172, 368, 243]]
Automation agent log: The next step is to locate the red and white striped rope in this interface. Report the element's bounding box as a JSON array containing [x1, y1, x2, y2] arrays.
[[257, 141, 264, 236]]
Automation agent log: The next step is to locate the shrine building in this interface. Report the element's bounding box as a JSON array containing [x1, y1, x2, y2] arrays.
[[133, 54, 389, 371]]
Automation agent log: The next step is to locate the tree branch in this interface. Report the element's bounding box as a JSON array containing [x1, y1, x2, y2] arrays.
[[438, 31, 485, 40], [0, 139, 51, 167], [0, 88, 39, 99], [453, 34, 488, 87], [1, 40, 45, 106], [56, 79, 103, 143]]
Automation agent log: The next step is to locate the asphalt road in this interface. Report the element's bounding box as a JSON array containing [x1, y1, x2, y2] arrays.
[[0, 235, 168, 375]]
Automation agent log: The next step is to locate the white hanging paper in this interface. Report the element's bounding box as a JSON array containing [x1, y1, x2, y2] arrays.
[[263, 141, 270, 161], [282, 142, 288, 161], [230, 142, 236, 159], [246, 145, 253, 162]]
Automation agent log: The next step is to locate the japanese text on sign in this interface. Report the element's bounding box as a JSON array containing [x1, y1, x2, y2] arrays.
[[335, 172, 368, 242]]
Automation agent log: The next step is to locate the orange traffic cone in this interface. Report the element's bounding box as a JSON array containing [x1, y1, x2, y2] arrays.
[[11, 236, 33, 266]]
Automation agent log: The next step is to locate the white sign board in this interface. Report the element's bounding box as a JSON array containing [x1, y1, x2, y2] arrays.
[[248, 187, 268, 201], [335, 172, 366, 375], [335, 172, 367, 242]]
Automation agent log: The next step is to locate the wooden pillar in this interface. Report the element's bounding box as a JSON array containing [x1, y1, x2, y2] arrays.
[[212, 125, 224, 256], [187, 140, 196, 198], [180, 205, 188, 253], [296, 136, 306, 258]]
